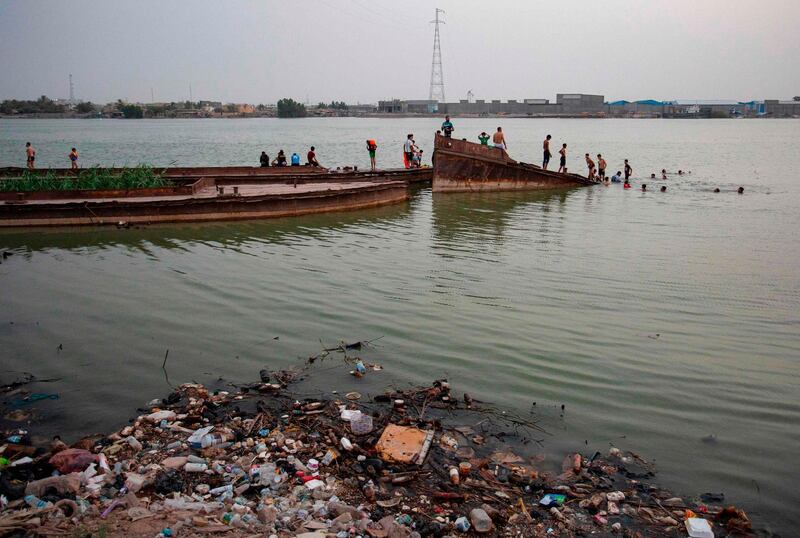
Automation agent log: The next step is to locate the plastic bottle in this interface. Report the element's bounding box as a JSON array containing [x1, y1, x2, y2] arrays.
[[210, 484, 233, 495], [201, 433, 229, 449], [126, 436, 143, 451], [184, 462, 208, 473], [355, 360, 367, 375], [321, 449, 338, 466], [449, 467, 460, 485], [24, 495, 52, 510], [469, 508, 492, 533]]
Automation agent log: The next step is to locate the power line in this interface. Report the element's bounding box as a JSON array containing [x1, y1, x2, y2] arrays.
[[429, 8, 445, 103]]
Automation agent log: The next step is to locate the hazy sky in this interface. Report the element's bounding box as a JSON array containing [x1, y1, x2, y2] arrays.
[[1, 0, 799, 104]]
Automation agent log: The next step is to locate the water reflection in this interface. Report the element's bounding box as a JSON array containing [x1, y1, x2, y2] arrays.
[[431, 189, 572, 250], [0, 198, 415, 255]]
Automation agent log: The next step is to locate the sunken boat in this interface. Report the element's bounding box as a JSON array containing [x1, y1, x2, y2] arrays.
[[0, 167, 431, 227], [432, 135, 596, 192]]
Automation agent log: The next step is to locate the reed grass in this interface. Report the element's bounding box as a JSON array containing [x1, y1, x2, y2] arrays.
[[0, 166, 169, 192]]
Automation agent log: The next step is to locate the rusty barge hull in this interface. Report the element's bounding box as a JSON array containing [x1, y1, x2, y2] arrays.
[[432, 136, 595, 192], [0, 166, 433, 185], [0, 180, 410, 228]]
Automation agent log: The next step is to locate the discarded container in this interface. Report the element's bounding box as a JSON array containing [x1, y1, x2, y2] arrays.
[[455, 516, 471, 532], [126, 436, 142, 451], [24, 495, 53, 510], [187, 426, 214, 449], [321, 448, 338, 465], [340, 409, 361, 421], [469, 508, 492, 533], [449, 467, 460, 485], [459, 461, 472, 476], [185, 462, 208, 473], [350, 413, 373, 435], [685, 518, 714, 538], [146, 410, 176, 423], [355, 360, 367, 375]]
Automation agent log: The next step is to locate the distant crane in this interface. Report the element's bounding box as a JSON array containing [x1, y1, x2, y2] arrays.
[[68, 74, 75, 104]]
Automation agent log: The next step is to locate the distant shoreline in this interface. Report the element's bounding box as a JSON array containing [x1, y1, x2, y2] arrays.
[[2, 113, 798, 120]]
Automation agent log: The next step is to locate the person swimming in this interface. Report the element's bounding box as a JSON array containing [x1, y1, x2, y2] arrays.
[[611, 171, 622, 183], [661, 185, 667, 192], [641, 184, 647, 191]]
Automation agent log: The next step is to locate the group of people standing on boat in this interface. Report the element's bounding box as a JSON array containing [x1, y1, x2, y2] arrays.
[[403, 134, 424, 168], [259, 147, 320, 168]]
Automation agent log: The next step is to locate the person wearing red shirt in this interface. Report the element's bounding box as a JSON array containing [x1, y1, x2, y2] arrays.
[[307, 146, 320, 167]]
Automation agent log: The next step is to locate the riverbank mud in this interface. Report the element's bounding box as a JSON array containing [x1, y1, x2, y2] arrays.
[[1, 361, 755, 537]]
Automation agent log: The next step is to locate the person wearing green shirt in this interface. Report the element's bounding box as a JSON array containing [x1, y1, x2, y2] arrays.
[[441, 116, 454, 138], [478, 131, 490, 145]]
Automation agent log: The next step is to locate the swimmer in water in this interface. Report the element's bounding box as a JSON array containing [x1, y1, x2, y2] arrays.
[[738, 187, 744, 194], [650, 173, 656, 179], [661, 185, 667, 192], [661, 169, 667, 179]]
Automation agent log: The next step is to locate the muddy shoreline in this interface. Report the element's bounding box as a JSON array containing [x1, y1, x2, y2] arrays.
[[0, 353, 760, 538]]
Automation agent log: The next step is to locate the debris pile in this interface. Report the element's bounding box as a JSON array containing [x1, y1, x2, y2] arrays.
[[0, 370, 753, 537]]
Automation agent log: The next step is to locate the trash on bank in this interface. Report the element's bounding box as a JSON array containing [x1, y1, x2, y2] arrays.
[[0, 362, 757, 537]]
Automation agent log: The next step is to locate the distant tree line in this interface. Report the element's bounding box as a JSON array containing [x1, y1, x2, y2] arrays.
[[0, 96, 98, 115], [277, 98, 307, 118], [317, 101, 348, 110]]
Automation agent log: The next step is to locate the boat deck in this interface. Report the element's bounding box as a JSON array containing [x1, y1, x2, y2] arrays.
[[17, 180, 392, 205]]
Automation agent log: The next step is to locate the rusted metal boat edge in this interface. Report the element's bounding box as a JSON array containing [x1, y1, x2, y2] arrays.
[[0, 181, 410, 228], [432, 135, 596, 192], [0, 166, 433, 184]]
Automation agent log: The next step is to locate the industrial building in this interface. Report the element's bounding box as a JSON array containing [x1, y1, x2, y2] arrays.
[[378, 94, 605, 116], [376, 95, 799, 118]]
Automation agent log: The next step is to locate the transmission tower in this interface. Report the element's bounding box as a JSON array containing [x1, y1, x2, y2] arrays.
[[428, 8, 445, 103], [69, 74, 75, 104]]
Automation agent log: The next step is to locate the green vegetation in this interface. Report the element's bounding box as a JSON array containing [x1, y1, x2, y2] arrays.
[[317, 101, 348, 110], [0, 95, 66, 114], [120, 104, 144, 119], [75, 101, 96, 113], [0, 166, 169, 193], [277, 98, 307, 118]]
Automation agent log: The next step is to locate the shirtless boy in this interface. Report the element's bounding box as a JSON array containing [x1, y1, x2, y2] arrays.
[[585, 153, 596, 180], [542, 135, 552, 170], [492, 127, 506, 150]]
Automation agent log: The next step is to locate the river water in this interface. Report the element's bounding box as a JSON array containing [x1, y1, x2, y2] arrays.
[[1, 118, 799, 532]]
